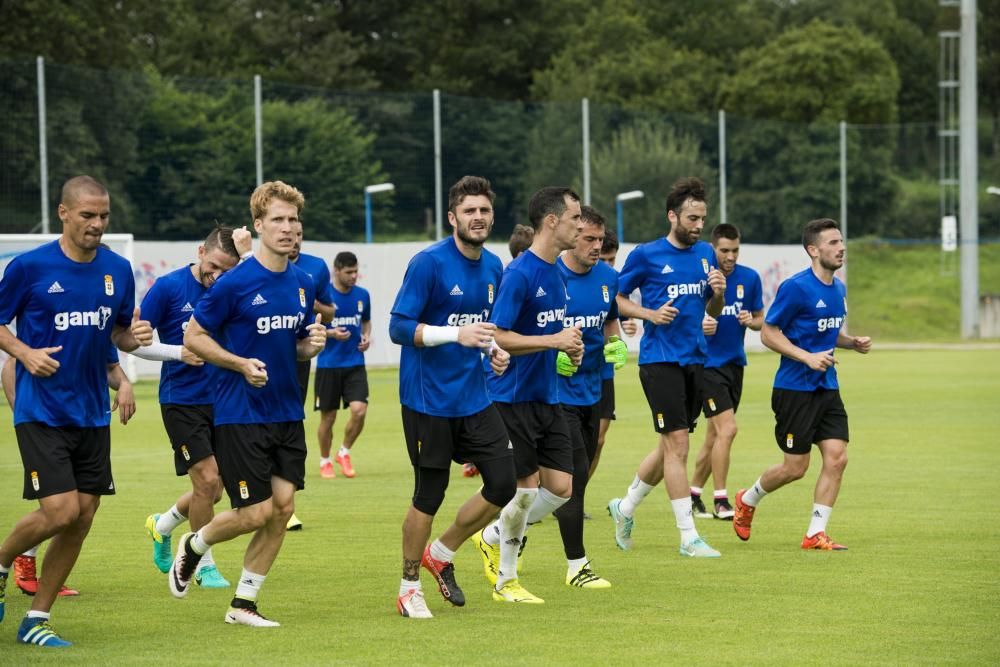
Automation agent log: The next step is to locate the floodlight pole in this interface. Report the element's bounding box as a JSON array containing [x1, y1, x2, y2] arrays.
[[615, 190, 644, 243], [364, 183, 395, 244], [959, 0, 979, 338]]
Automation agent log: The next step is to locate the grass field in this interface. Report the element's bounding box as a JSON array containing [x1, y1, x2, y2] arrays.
[[1, 349, 998, 665]]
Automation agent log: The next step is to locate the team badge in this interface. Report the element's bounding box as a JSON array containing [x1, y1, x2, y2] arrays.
[[708, 398, 717, 412], [602, 285, 610, 303], [358, 300, 364, 312], [786, 433, 794, 449], [487, 284, 494, 304], [299, 287, 307, 307], [737, 284, 744, 299], [104, 274, 114, 296], [31, 471, 39, 492], [239, 480, 250, 500], [701, 258, 710, 273], [181, 445, 191, 461], [656, 413, 665, 429]]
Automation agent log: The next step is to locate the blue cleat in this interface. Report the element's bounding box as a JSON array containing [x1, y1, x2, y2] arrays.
[[195, 565, 230, 589], [17, 616, 72, 647], [145, 514, 173, 573], [679, 536, 721, 558], [607, 498, 634, 551]]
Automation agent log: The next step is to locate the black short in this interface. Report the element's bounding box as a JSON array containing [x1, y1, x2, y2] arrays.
[[772, 388, 850, 455], [599, 378, 616, 420], [161, 404, 215, 476], [639, 362, 703, 433], [15, 422, 114, 500], [562, 402, 600, 464], [214, 422, 307, 508], [702, 365, 745, 418], [314, 366, 369, 412], [494, 402, 574, 479], [401, 404, 512, 470], [296, 360, 311, 407]]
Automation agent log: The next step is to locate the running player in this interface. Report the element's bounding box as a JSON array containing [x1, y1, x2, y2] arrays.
[[140, 225, 245, 589], [733, 218, 871, 550], [689, 223, 763, 520], [606, 176, 726, 558], [315, 251, 371, 479], [169, 181, 327, 626], [474, 186, 585, 604], [0, 175, 152, 647], [389, 175, 515, 619]]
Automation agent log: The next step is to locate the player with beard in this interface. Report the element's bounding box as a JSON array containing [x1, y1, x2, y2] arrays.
[[389, 175, 515, 618], [733, 218, 871, 550], [606, 176, 726, 558]]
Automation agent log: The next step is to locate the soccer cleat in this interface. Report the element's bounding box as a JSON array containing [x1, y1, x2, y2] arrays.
[[421, 545, 465, 607], [168, 532, 204, 598], [12, 555, 79, 597], [336, 452, 356, 478], [473, 529, 500, 585], [679, 536, 721, 558], [0, 571, 6, 623], [714, 498, 735, 521], [286, 513, 303, 531], [196, 565, 231, 589], [396, 588, 433, 618], [145, 513, 173, 573], [492, 579, 544, 604], [733, 489, 756, 541], [462, 463, 479, 478], [225, 600, 280, 627], [16, 617, 72, 647], [607, 498, 634, 551], [691, 494, 713, 519], [566, 561, 612, 589], [319, 460, 336, 479], [801, 532, 848, 551]]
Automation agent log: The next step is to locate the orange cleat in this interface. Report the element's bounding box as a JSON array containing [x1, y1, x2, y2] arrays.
[[462, 463, 479, 478], [733, 490, 756, 541], [13, 555, 79, 596], [320, 460, 336, 479], [801, 531, 848, 551], [336, 452, 355, 478]]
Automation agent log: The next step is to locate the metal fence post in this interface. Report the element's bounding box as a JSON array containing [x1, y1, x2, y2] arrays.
[[254, 75, 263, 186], [959, 0, 979, 338], [37, 56, 49, 234], [433, 89, 443, 240], [582, 98, 591, 205], [840, 120, 848, 286], [718, 109, 726, 225]]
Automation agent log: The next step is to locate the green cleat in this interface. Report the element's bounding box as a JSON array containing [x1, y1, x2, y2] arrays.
[[679, 536, 721, 558], [607, 498, 634, 551], [145, 514, 173, 573], [195, 565, 231, 588]]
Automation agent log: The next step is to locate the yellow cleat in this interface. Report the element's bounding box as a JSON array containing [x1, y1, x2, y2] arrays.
[[472, 529, 499, 585], [286, 513, 303, 531], [566, 561, 611, 589], [492, 579, 544, 604]]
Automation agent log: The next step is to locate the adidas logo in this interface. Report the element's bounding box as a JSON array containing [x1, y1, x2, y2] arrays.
[[661, 264, 674, 274], [813, 510, 823, 518], [816, 299, 827, 308], [241, 578, 255, 585], [251, 294, 267, 306], [47, 281, 64, 294], [181, 302, 194, 312], [450, 284, 464, 296], [535, 286, 547, 298]]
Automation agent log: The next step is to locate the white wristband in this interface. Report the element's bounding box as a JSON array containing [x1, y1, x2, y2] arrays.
[[239, 250, 253, 262], [129, 342, 184, 362], [421, 325, 460, 347]]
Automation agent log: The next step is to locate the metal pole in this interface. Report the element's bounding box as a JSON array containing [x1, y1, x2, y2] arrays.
[[840, 120, 848, 286], [616, 199, 624, 244], [37, 56, 49, 234], [582, 98, 591, 205], [433, 89, 443, 240], [365, 191, 373, 244], [254, 75, 263, 186], [718, 109, 726, 225], [959, 0, 979, 337]]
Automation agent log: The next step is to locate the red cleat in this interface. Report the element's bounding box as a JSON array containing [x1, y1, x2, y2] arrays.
[[13, 555, 79, 596], [733, 490, 756, 541], [319, 460, 336, 479], [336, 452, 355, 478], [462, 463, 479, 478], [801, 531, 848, 551]]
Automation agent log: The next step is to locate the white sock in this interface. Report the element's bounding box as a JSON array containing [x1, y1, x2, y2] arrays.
[[714, 489, 728, 500], [429, 539, 455, 563], [498, 487, 537, 586], [190, 530, 210, 555], [690, 485, 703, 496], [320, 456, 332, 465], [234, 569, 266, 601], [21, 546, 39, 558], [483, 520, 501, 546], [198, 547, 216, 570], [525, 487, 569, 524], [619, 475, 655, 518], [156, 505, 187, 535], [806, 504, 833, 537], [742, 478, 768, 507], [671, 497, 699, 543], [339, 446, 350, 457], [399, 578, 421, 596], [26, 610, 50, 620], [566, 556, 589, 574], [0, 563, 9, 575]]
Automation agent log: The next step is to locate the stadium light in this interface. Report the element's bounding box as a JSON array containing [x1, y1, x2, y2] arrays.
[[615, 190, 644, 243], [987, 186, 1000, 196], [364, 183, 395, 243]]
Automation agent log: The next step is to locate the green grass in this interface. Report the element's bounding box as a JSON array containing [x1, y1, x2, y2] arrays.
[[1, 351, 999, 665]]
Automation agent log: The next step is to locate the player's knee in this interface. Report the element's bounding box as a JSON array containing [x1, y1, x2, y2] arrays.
[[478, 459, 516, 508], [828, 450, 848, 475], [239, 501, 272, 531], [350, 403, 367, 420], [412, 467, 449, 516], [785, 458, 810, 480], [719, 422, 738, 442]]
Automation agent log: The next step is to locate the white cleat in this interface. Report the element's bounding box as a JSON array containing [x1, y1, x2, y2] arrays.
[[397, 588, 433, 618], [225, 603, 280, 627]]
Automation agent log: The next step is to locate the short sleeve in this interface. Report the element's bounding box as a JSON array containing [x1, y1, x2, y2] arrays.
[[116, 269, 137, 328], [490, 269, 528, 330], [107, 341, 120, 365], [192, 276, 233, 334], [297, 279, 317, 339], [765, 280, 802, 330], [616, 245, 645, 296], [391, 253, 437, 321], [0, 258, 29, 326], [315, 262, 334, 305], [750, 272, 764, 312], [362, 289, 372, 322], [140, 277, 169, 330], [608, 271, 620, 321]]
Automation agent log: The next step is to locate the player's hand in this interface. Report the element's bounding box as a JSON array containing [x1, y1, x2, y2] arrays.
[[489, 343, 510, 376], [457, 322, 496, 349], [21, 346, 62, 377], [737, 310, 753, 327], [702, 315, 718, 336], [852, 336, 872, 354], [556, 350, 579, 377], [329, 326, 351, 342], [357, 333, 371, 352], [240, 358, 268, 387], [603, 336, 628, 370], [233, 226, 252, 257], [649, 299, 679, 326], [112, 381, 136, 425], [131, 307, 154, 346], [554, 326, 584, 365], [707, 268, 726, 295], [180, 346, 204, 366], [805, 349, 837, 372], [621, 318, 638, 336], [307, 314, 327, 347]]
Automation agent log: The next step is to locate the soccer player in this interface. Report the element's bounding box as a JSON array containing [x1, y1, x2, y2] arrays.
[[473, 186, 585, 604], [733, 218, 871, 550], [0, 175, 152, 647], [688, 223, 764, 520], [169, 181, 328, 626], [140, 225, 246, 589], [548, 205, 626, 589], [389, 175, 515, 619], [315, 251, 371, 479], [606, 176, 726, 558]]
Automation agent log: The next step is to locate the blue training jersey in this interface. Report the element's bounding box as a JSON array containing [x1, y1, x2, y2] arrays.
[[705, 264, 764, 368], [317, 285, 371, 369], [141, 265, 216, 405], [765, 267, 847, 391], [192, 256, 315, 425], [487, 250, 568, 405], [0, 240, 135, 427], [292, 252, 335, 307], [390, 238, 502, 418], [618, 237, 716, 366], [556, 257, 618, 406]]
